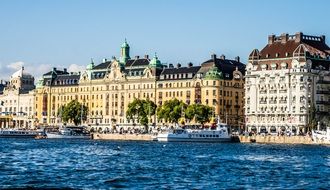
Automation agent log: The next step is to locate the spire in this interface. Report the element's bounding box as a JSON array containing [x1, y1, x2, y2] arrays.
[[86, 58, 94, 70], [149, 52, 162, 69]]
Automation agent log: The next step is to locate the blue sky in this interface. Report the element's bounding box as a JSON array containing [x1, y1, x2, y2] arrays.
[[0, 0, 329, 80]]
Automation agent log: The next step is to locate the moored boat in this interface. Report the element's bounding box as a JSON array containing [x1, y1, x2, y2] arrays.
[[0, 129, 38, 138], [312, 127, 330, 144], [46, 126, 90, 139], [157, 120, 231, 142]]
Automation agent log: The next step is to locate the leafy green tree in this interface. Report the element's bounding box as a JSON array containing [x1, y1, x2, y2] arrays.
[[126, 98, 156, 128], [308, 104, 317, 131], [59, 100, 88, 126], [157, 99, 187, 124], [185, 104, 213, 125]]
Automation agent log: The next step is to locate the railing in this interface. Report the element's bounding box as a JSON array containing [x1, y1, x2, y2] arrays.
[[316, 90, 330, 94]]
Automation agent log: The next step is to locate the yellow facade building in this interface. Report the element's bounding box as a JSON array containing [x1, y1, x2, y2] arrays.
[[35, 41, 245, 129]]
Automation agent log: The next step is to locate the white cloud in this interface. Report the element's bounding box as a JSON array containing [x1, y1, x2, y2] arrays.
[[67, 64, 85, 73], [7, 61, 24, 70]]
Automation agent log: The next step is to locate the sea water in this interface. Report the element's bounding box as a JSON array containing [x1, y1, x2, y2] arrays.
[[0, 139, 329, 189]]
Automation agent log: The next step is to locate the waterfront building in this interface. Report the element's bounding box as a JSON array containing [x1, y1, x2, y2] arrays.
[[245, 32, 330, 134], [0, 67, 36, 128], [35, 40, 245, 129]]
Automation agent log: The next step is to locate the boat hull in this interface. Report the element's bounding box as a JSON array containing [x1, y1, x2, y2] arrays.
[[0, 134, 37, 138], [46, 133, 90, 139], [157, 136, 231, 142]]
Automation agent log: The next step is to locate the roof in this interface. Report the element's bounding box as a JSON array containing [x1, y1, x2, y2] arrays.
[[200, 58, 246, 80], [257, 33, 330, 59], [125, 58, 150, 67], [43, 69, 69, 77], [159, 66, 201, 80], [43, 74, 80, 86], [93, 61, 112, 70], [11, 67, 33, 79]]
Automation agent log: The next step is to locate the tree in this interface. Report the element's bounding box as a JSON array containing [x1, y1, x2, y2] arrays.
[[59, 100, 88, 126], [185, 104, 213, 125], [157, 99, 187, 124], [126, 99, 156, 132], [308, 104, 317, 131]]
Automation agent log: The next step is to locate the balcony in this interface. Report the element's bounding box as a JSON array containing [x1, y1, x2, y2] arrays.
[[316, 100, 330, 105], [317, 80, 330, 84], [316, 90, 330, 95]]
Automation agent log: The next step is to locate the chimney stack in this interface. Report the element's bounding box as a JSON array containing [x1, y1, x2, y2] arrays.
[[281, 33, 288, 44], [135, 55, 140, 59], [220, 54, 226, 60], [235, 56, 240, 62], [53, 67, 57, 72], [64, 68, 67, 73], [188, 62, 193, 68], [295, 32, 303, 43], [321, 35, 326, 43], [211, 54, 217, 60], [268, 34, 275, 44], [176, 63, 181, 68], [144, 55, 149, 59], [169, 63, 174, 68]]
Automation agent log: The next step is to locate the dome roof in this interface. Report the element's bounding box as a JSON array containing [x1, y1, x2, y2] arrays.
[[204, 65, 223, 80], [86, 59, 95, 70], [11, 67, 33, 79], [149, 53, 162, 68], [121, 39, 130, 48]]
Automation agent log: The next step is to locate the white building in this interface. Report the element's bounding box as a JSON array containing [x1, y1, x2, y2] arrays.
[[245, 32, 330, 134], [0, 67, 36, 128]]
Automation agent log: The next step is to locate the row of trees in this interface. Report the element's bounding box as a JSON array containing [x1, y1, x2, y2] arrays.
[[57, 98, 213, 127], [126, 98, 214, 126]]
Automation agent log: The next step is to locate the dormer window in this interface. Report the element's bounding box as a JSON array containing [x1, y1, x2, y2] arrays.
[[275, 53, 279, 57], [266, 54, 270, 58], [285, 52, 289, 57]]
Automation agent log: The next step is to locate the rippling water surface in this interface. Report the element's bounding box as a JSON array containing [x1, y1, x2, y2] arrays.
[[1, 139, 330, 189]]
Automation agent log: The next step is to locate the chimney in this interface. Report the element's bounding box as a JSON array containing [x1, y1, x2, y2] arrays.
[[64, 68, 67, 73], [268, 34, 275, 44], [220, 54, 226, 60], [321, 35, 326, 43], [169, 63, 174, 68], [235, 56, 240, 62], [53, 67, 57, 72], [22, 66, 24, 71], [188, 62, 193, 68], [281, 33, 288, 44], [211, 54, 217, 60], [144, 55, 149, 59], [295, 32, 303, 43], [135, 55, 140, 59], [176, 63, 181, 68]]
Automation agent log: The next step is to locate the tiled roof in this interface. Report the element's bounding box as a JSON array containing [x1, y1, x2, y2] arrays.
[[93, 61, 111, 70], [201, 58, 246, 79], [126, 58, 150, 67], [44, 74, 80, 86], [161, 66, 201, 75]]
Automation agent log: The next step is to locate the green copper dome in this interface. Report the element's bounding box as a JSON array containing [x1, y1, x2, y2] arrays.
[[149, 53, 162, 68], [121, 39, 130, 48], [86, 58, 94, 70], [204, 65, 223, 80]]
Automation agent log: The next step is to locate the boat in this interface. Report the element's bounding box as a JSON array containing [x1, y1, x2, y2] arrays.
[[0, 129, 39, 138], [157, 119, 232, 142], [312, 127, 330, 144], [46, 126, 90, 139]]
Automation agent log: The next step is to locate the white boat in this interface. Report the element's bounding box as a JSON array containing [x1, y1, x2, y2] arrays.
[[312, 127, 330, 144], [157, 121, 231, 142], [46, 126, 90, 139], [0, 129, 39, 138]]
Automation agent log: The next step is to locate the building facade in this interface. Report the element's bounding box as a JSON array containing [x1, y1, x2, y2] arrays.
[[35, 41, 246, 129], [245, 32, 330, 134], [0, 67, 36, 128]]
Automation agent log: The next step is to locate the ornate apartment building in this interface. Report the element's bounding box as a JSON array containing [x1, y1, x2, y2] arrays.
[[245, 32, 330, 134], [0, 67, 36, 128], [35, 40, 245, 129]]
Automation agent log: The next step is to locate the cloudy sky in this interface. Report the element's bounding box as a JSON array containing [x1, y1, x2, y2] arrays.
[[1, 0, 329, 81]]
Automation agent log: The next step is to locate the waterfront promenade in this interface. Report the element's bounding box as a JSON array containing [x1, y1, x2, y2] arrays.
[[91, 132, 318, 145]]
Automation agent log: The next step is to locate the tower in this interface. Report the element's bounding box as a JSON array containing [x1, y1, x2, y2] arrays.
[[120, 39, 130, 64]]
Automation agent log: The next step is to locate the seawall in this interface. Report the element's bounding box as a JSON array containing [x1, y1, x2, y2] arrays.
[[91, 133, 153, 141], [238, 135, 314, 144]]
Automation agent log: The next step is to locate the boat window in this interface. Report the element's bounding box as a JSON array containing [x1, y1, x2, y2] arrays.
[[216, 135, 219, 137]]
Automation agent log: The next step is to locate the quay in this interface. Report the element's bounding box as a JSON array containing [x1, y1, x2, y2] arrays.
[[91, 132, 321, 145], [91, 133, 153, 141], [238, 135, 315, 145]]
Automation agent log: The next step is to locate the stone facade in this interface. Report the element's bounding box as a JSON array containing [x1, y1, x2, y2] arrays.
[[245, 32, 330, 134]]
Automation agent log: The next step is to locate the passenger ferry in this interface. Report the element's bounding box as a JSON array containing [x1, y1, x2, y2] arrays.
[[157, 120, 231, 142], [312, 127, 330, 144], [46, 126, 90, 139], [0, 129, 38, 138]]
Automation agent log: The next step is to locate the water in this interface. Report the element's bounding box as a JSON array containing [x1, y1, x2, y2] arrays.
[[1, 139, 330, 189]]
